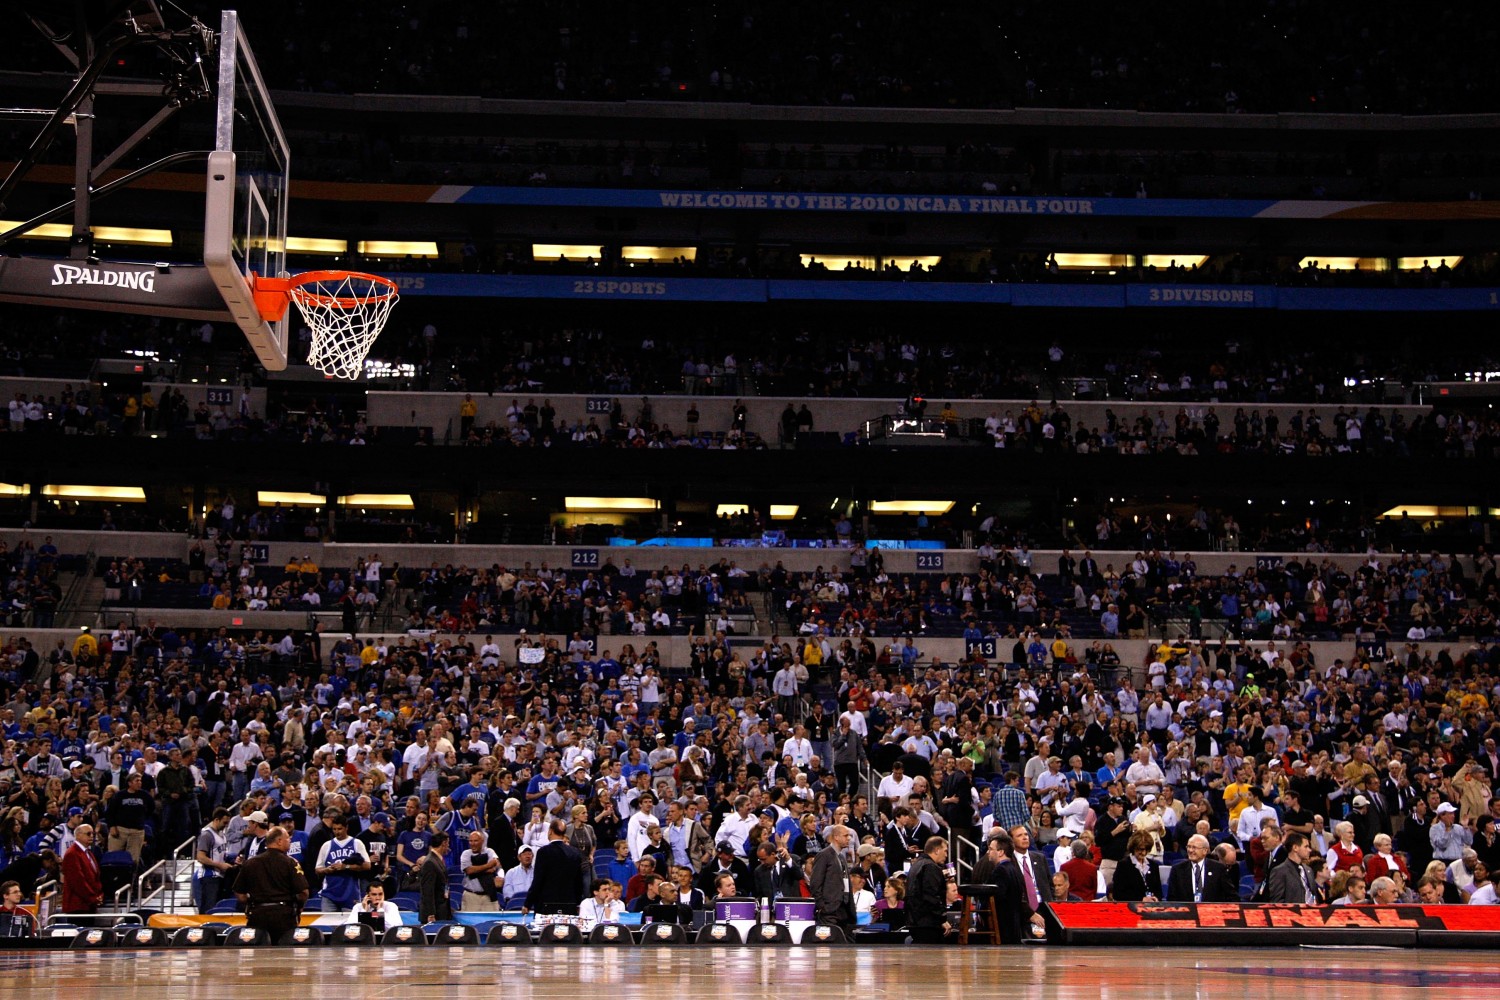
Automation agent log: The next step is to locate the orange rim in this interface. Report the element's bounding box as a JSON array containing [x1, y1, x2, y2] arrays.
[[252, 270, 398, 321]]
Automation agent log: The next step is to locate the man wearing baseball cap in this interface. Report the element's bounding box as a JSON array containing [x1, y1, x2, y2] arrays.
[[237, 810, 271, 863], [359, 812, 395, 892], [1431, 801, 1471, 863]]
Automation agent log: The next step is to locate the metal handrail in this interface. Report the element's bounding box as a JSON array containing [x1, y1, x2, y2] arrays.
[[134, 835, 193, 913], [35, 879, 57, 898], [955, 833, 979, 881], [113, 880, 134, 910], [135, 857, 170, 910], [44, 911, 142, 929]]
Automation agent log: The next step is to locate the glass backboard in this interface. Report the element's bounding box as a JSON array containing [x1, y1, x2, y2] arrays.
[[203, 9, 290, 371]]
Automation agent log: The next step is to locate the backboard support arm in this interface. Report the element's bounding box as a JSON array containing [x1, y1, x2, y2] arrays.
[[0, 150, 209, 249], [0, 4, 215, 255]]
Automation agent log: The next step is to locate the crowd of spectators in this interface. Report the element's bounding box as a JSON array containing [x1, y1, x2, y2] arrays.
[[15, 2, 1496, 116], [776, 545, 1500, 644], [0, 587, 1495, 920]]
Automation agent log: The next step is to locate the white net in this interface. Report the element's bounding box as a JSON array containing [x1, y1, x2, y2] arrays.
[[288, 272, 399, 380]]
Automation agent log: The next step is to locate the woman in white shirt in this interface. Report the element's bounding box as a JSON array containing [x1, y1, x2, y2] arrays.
[[523, 805, 551, 852]]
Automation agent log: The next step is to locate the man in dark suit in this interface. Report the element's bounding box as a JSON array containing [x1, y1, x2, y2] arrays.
[[1166, 834, 1235, 902], [525, 819, 588, 915], [486, 795, 522, 872], [1007, 824, 1054, 907], [694, 841, 750, 897], [1263, 832, 1319, 904], [982, 831, 1034, 944], [883, 808, 923, 871], [750, 838, 802, 900], [810, 823, 856, 933], [939, 757, 978, 865]]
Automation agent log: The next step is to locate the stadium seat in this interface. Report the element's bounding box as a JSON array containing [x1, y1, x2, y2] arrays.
[[209, 899, 242, 914], [801, 925, 849, 944], [588, 922, 633, 945], [743, 922, 793, 944], [280, 926, 326, 946], [116, 926, 169, 948], [222, 926, 266, 947], [486, 922, 532, 946], [538, 922, 584, 944], [70, 927, 117, 948], [432, 923, 479, 945], [695, 922, 743, 945], [381, 924, 427, 946], [331, 922, 376, 946], [639, 922, 687, 945], [172, 925, 218, 947]]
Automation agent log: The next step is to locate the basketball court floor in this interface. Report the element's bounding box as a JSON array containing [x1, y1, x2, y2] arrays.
[[1, 946, 1490, 999]]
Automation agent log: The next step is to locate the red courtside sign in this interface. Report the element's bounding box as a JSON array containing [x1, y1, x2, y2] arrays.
[[1041, 903, 1500, 946]]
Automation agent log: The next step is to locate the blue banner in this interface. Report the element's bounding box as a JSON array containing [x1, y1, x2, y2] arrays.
[[1126, 285, 1276, 308], [442, 186, 1292, 218], [1011, 285, 1126, 308], [388, 272, 1500, 311], [389, 273, 766, 301], [767, 280, 1012, 303], [1277, 287, 1500, 311]]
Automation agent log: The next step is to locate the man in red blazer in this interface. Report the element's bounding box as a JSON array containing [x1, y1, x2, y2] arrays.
[[62, 824, 103, 915]]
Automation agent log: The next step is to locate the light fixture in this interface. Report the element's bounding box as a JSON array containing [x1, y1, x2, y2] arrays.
[[357, 240, 438, 258], [620, 246, 697, 262], [286, 237, 349, 255], [1296, 257, 1389, 271], [0, 222, 172, 246], [533, 244, 603, 262], [1140, 255, 1209, 269], [0, 483, 29, 497], [336, 493, 414, 510], [41, 485, 146, 502], [564, 497, 659, 512], [1051, 253, 1129, 270], [1395, 256, 1462, 270], [869, 500, 955, 515], [257, 490, 324, 507]]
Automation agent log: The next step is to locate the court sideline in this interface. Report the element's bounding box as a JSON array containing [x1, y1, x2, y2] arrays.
[[0, 946, 1490, 999]]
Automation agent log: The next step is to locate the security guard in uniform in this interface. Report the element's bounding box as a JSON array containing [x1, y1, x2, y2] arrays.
[[234, 825, 309, 941]]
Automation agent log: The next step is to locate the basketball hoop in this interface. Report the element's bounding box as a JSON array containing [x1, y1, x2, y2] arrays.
[[253, 270, 399, 380]]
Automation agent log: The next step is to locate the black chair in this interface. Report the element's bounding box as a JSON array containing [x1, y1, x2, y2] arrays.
[[280, 926, 327, 946], [538, 922, 584, 944], [743, 922, 792, 944], [331, 922, 376, 946], [70, 927, 117, 949], [433, 923, 480, 946], [696, 922, 743, 945], [381, 924, 427, 946], [222, 925, 266, 947], [588, 922, 633, 945], [486, 923, 532, 946], [116, 926, 169, 948], [800, 924, 848, 944], [173, 925, 219, 948], [639, 922, 688, 945]]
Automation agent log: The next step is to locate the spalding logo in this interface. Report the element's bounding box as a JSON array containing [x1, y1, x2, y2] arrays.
[[50, 263, 156, 293]]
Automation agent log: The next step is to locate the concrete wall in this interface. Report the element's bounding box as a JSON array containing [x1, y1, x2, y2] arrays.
[[365, 391, 1429, 443], [4, 528, 1464, 578], [0, 378, 266, 417], [6, 625, 1458, 687]]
